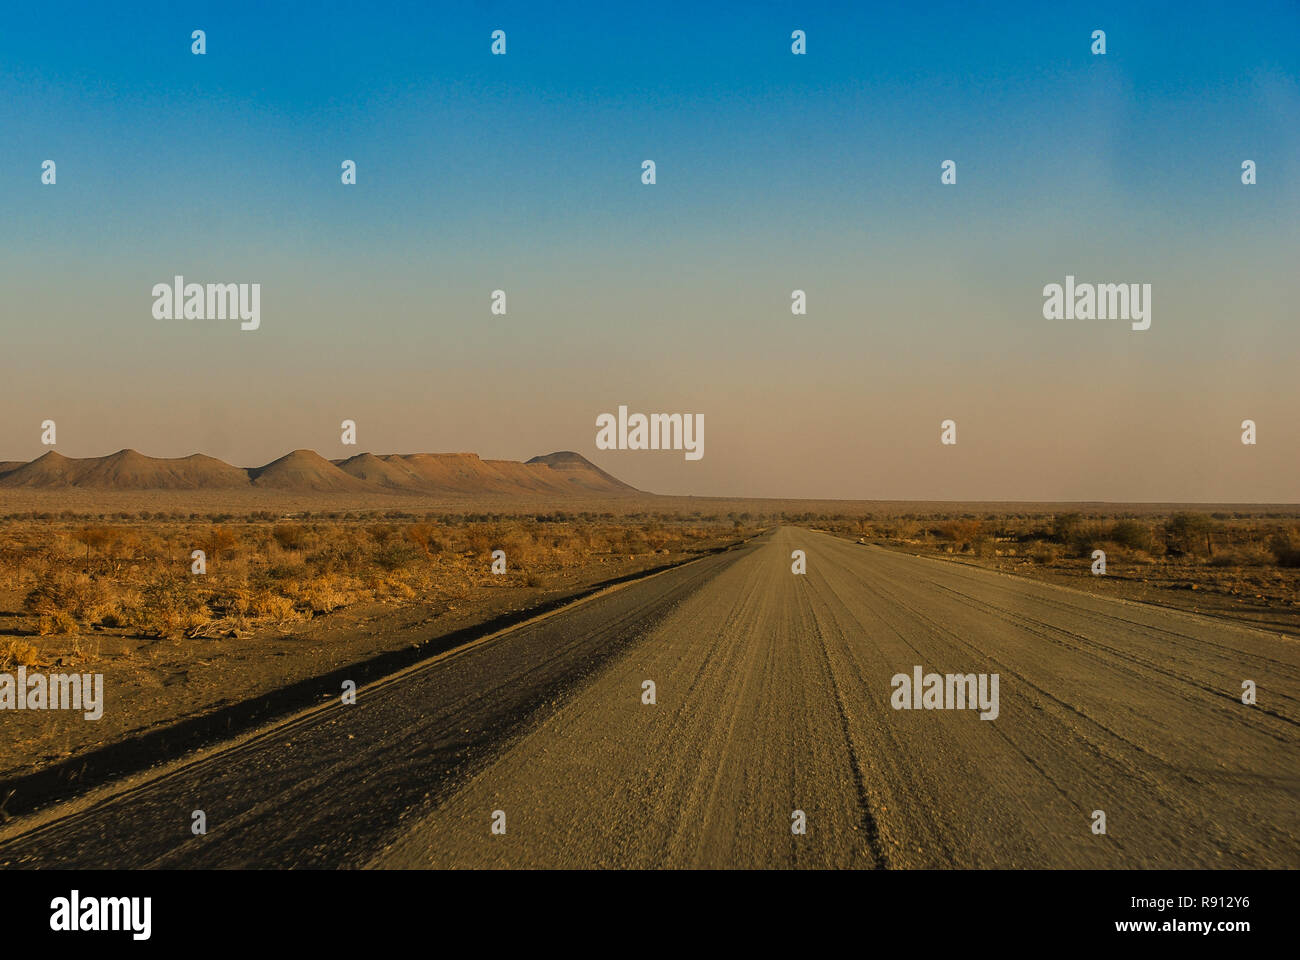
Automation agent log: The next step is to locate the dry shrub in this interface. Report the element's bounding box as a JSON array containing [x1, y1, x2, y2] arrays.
[[1066, 524, 1108, 558], [502, 533, 535, 565], [938, 520, 983, 551], [463, 524, 494, 556], [620, 529, 650, 554], [272, 523, 308, 550], [289, 574, 362, 615], [25, 572, 117, 625], [211, 577, 304, 623], [643, 526, 671, 551], [406, 522, 445, 559], [305, 539, 366, 575], [265, 560, 308, 584], [128, 575, 209, 639], [209, 584, 255, 618], [1165, 512, 1215, 557], [1029, 542, 1060, 565], [373, 573, 417, 600], [0, 638, 40, 667], [249, 593, 299, 621], [1210, 545, 1272, 568], [37, 610, 80, 635], [204, 525, 241, 560], [1052, 513, 1083, 543], [72, 525, 123, 557], [374, 541, 420, 571], [1110, 520, 1154, 552], [1269, 530, 1300, 568]]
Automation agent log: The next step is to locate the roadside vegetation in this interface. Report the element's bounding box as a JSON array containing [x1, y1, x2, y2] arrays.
[[815, 509, 1300, 630], [1, 513, 757, 641]]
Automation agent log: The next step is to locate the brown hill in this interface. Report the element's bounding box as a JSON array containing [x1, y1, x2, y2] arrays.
[[367, 453, 494, 494], [0, 451, 74, 487], [0, 450, 251, 489], [526, 451, 637, 493], [333, 452, 426, 490], [249, 450, 370, 492], [0, 444, 639, 496], [0, 447, 638, 498], [338, 451, 639, 496]]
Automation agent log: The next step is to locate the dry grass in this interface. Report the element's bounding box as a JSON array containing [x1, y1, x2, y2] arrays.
[[0, 637, 40, 668], [821, 509, 1300, 629], [4, 504, 1296, 645], [0, 512, 756, 642]]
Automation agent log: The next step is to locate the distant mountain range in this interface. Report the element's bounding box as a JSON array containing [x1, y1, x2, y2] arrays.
[[0, 449, 639, 497]]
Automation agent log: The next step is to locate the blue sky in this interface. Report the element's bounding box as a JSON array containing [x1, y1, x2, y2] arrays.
[[1, 2, 1297, 500]]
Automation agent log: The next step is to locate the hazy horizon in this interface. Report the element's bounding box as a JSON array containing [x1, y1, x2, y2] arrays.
[[3, 2, 1297, 502]]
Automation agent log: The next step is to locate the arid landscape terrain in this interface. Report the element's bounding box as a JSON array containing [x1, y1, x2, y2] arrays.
[[0, 449, 763, 791], [1, 448, 1296, 868]]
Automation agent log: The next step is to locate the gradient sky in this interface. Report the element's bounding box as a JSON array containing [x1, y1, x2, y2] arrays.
[[2, 1, 1297, 500]]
